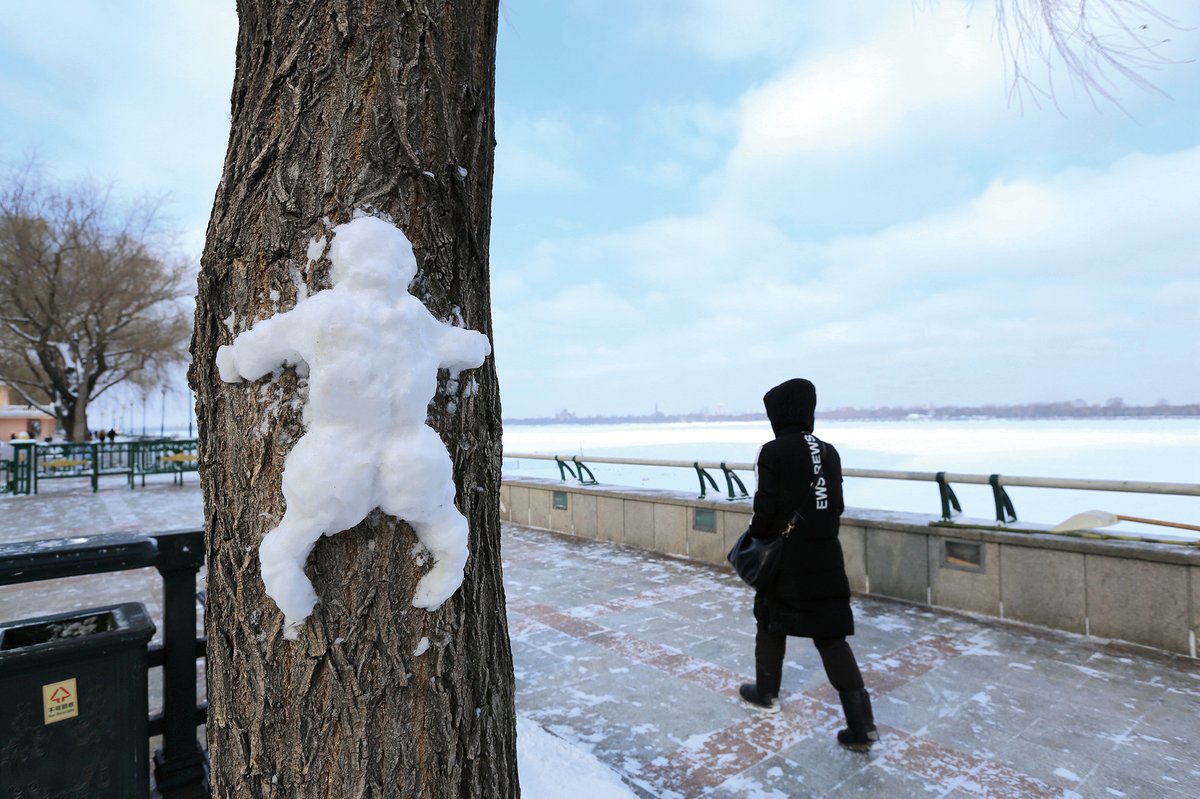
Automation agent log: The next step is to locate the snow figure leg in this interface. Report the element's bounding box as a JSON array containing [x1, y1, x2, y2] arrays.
[[260, 513, 331, 639], [261, 429, 380, 638], [406, 507, 470, 609], [379, 425, 470, 610]]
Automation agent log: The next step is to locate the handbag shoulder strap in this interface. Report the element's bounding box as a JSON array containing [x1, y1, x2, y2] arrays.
[[783, 435, 826, 536], [802, 434, 826, 489]]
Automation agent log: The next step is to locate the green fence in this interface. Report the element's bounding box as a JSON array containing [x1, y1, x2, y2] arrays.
[[3, 440, 199, 495], [126, 439, 199, 487]]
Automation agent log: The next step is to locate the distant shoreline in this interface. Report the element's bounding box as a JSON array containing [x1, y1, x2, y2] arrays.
[[505, 402, 1200, 426]]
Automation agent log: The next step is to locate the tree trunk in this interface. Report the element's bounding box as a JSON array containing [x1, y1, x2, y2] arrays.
[[70, 392, 88, 442], [56, 391, 85, 442], [189, 3, 515, 798]]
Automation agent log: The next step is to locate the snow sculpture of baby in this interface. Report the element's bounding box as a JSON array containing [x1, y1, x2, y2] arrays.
[[216, 215, 491, 639]]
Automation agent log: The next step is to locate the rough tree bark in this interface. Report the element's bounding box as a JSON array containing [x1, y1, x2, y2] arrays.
[[188, 2, 515, 797]]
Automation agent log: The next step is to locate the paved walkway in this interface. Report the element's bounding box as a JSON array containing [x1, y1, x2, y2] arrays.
[[2, 484, 1198, 798], [503, 524, 1200, 799]]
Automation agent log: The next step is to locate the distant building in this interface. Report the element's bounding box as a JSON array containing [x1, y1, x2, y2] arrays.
[[0, 383, 58, 440]]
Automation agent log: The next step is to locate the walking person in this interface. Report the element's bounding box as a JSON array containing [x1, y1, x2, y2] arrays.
[[737, 378, 878, 751]]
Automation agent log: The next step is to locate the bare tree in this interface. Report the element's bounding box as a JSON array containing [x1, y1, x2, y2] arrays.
[[0, 166, 191, 440], [189, 2, 515, 798], [991, 0, 1183, 108]]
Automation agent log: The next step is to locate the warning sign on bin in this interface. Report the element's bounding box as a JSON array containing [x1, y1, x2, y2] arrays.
[[43, 677, 78, 724]]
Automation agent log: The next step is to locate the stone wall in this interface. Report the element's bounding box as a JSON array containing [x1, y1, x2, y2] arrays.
[[501, 477, 1200, 659]]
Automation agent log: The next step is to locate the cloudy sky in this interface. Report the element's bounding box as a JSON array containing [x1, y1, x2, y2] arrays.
[[2, 1, 1197, 420]]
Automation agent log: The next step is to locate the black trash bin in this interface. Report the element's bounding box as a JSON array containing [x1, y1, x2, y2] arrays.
[[0, 602, 156, 798]]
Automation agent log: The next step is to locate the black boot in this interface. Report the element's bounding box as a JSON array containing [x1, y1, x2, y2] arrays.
[[739, 683, 780, 714], [836, 689, 879, 751]]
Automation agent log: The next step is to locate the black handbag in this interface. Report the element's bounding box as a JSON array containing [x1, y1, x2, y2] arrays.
[[726, 524, 788, 589], [727, 443, 824, 589]]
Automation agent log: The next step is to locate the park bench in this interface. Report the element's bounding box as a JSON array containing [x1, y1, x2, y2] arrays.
[[42, 457, 91, 470]]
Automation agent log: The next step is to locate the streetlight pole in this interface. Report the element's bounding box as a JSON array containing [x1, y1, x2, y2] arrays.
[[160, 386, 168, 439]]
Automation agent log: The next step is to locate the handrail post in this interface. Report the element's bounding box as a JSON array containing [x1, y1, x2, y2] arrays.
[[32, 441, 41, 495], [151, 529, 208, 798], [693, 463, 719, 499], [720, 463, 748, 500], [554, 456, 577, 482], [572, 457, 598, 486], [90, 441, 99, 492], [935, 472, 962, 522], [989, 474, 1018, 524]]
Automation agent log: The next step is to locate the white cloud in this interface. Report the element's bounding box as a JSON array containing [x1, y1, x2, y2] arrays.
[[819, 146, 1200, 290], [493, 143, 1200, 413], [638, 97, 734, 160], [705, 4, 1006, 234], [624, 159, 691, 188], [495, 109, 589, 193], [728, 13, 994, 166], [0, 1, 236, 255], [485, 3, 1200, 414], [630, 0, 882, 63]]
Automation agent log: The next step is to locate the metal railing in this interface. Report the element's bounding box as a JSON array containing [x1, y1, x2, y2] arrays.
[[0, 530, 208, 797], [4, 439, 199, 495], [507, 453, 752, 501], [504, 452, 1200, 543]]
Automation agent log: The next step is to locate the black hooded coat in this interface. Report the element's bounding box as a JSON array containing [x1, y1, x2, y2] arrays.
[[746, 379, 854, 639]]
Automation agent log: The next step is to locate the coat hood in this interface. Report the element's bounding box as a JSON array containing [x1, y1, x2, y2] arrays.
[[763, 378, 816, 435]]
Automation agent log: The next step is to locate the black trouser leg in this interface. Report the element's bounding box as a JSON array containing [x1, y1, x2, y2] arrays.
[[753, 594, 785, 697], [813, 637, 865, 692], [814, 637, 878, 747]]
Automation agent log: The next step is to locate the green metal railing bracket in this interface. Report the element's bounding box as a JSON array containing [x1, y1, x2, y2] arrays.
[[989, 474, 1018, 525], [935, 472, 962, 522], [554, 457, 577, 482], [720, 463, 749, 500], [694, 463, 720, 500], [572, 457, 598, 486]]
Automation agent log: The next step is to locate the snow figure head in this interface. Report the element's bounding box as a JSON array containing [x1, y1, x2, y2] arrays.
[[215, 214, 491, 640], [327, 215, 416, 292]]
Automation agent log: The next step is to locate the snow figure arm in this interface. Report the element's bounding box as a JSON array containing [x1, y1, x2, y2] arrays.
[[433, 321, 491, 373], [216, 309, 309, 383]]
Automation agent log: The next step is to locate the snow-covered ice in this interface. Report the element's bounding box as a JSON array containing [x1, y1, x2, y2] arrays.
[[517, 716, 638, 799], [217, 215, 491, 637]]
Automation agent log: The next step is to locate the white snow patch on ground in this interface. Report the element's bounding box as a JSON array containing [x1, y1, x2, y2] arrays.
[[1072, 665, 1111, 680], [868, 612, 915, 633], [714, 772, 790, 799], [517, 716, 637, 799], [970, 690, 994, 708]]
